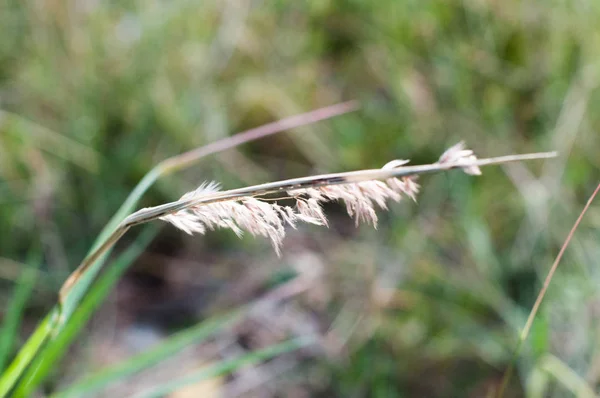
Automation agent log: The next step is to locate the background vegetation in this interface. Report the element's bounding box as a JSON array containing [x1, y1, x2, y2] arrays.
[[1, 0, 599, 396]]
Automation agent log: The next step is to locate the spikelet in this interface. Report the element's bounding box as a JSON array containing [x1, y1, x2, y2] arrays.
[[159, 143, 481, 255], [438, 141, 482, 175]]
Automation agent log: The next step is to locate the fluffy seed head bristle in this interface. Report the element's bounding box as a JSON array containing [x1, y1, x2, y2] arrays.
[[159, 143, 481, 255], [438, 141, 481, 175], [160, 167, 421, 254]]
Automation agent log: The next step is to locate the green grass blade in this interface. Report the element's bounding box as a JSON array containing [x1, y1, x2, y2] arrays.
[[0, 173, 156, 398], [59, 171, 161, 327], [538, 355, 596, 398], [0, 110, 100, 172], [0, 314, 54, 398], [131, 336, 314, 398], [10, 227, 158, 398], [0, 251, 41, 372], [52, 309, 247, 398]]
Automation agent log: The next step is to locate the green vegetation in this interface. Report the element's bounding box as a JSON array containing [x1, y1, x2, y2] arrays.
[[1, 1, 599, 396]]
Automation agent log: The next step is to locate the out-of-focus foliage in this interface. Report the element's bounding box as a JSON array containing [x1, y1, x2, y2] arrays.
[[1, 0, 599, 396]]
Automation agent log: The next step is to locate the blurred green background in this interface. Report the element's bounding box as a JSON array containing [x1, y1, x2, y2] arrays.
[[1, 0, 599, 396]]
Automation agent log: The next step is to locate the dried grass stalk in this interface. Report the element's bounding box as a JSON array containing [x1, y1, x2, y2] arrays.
[[59, 142, 556, 302], [158, 142, 510, 255]]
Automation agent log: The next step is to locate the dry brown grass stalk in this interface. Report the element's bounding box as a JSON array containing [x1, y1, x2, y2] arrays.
[[496, 182, 600, 398], [58, 143, 557, 313]]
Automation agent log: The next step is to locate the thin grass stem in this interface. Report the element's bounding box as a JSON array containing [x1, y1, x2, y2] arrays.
[[59, 150, 557, 305], [496, 182, 600, 398]]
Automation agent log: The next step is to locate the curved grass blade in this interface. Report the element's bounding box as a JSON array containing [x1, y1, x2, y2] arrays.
[[0, 313, 55, 398], [130, 336, 314, 398], [51, 308, 246, 398], [0, 251, 41, 372], [0, 110, 99, 172], [497, 183, 600, 397], [536, 355, 595, 398], [10, 227, 158, 398], [0, 102, 357, 396]]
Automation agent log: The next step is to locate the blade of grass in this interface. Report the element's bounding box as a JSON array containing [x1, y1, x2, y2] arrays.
[[10, 226, 158, 398], [130, 336, 314, 398], [1, 101, 358, 396], [0, 250, 41, 372], [0, 110, 100, 172], [497, 182, 600, 397], [0, 313, 55, 398], [538, 355, 596, 398], [51, 308, 246, 398]]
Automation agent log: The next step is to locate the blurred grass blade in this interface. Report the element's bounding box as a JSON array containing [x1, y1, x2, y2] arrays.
[[0, 313, 54, 398], [0, 110, 99, 172], [3, 102, 357, 395], [538, 355, 596, 398], [497, 183, 600, 398], [131, 336, 314, 398], [0, 251, 41, 372], [51, 309, 247, 398], [10, 227, 158, 398]]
